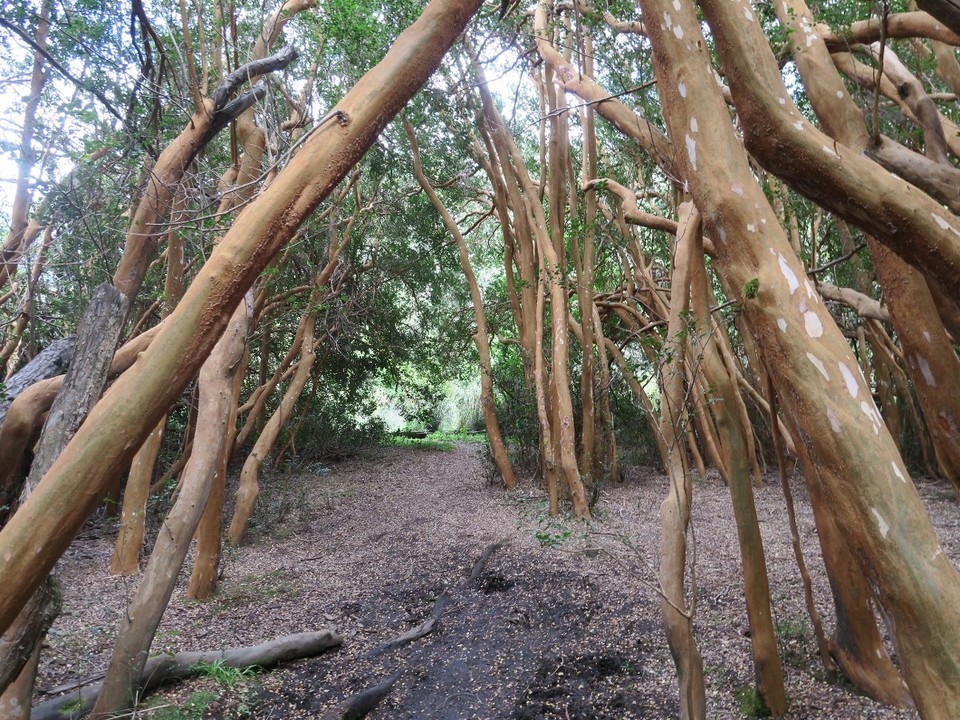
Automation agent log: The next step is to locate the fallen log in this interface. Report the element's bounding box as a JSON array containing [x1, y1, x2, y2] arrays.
[[321, 671, 401, 720], [31, 629, 342, 720]]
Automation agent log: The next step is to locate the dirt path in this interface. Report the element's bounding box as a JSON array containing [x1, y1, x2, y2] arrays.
[[40, 442, 957, 718]]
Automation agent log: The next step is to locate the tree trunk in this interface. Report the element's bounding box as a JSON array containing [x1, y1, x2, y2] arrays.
[[657, 201, 706, 720], [0, 0, 50, 291], [110, 419, 164, 575], [775, 0, 960, 495], [690, 251, 786, 714], [0, 326, 158, 503], [228, 314, 315, 545], [92, 299, 249, 718], [403, 118, 517, 489], [187, 354, 247, 599]]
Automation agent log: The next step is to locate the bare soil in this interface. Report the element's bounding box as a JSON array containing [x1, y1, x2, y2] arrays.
[[40, 442, 959, 719]]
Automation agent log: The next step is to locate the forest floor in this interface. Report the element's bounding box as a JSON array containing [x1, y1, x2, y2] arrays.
[[40, 441, 959, 719]]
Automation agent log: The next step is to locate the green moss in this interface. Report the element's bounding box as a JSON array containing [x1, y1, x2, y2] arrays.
[[743, 278, 760, 299], [734, 686, 771, 718]]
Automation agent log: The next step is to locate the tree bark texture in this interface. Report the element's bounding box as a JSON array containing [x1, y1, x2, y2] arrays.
[[0, 326, 158, 504], [187, 357, 246, 599], [110, 419, 164, 575], [700, 0, 960, 312], [0, 337, 75, 425]]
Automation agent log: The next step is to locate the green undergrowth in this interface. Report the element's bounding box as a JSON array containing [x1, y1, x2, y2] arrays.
[[141, 690, 219, 720], [190, 659, 261, 687], [734, 686, 772, 718], [383, 429, 485, 451]]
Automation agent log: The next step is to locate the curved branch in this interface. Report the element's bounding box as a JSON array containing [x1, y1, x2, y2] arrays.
[[211, 45, 297, 110]]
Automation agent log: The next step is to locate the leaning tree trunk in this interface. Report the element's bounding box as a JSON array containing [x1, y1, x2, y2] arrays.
[[228, 314, 316, 545], [92, 299, 250, 718], [771, 0, 953, 700], [774, 0, 960, 495], [657, 201, 706, 720], [111, 186, 189, 572], [0, 0, 486, 635], [689, 250, 786, 714], [187, 354, 246, 599], [110, 419, 164, 575], [638, 0, 960, 714], [0, 285, 127, 706], [403, 118, 517, 489]]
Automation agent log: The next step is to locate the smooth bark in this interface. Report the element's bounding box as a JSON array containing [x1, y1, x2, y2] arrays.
[[657, 201, 706, 720]]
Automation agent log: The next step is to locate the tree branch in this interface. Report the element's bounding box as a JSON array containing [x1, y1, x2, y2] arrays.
[[212, 45, 297, 110], [0, 18, 126, 125]]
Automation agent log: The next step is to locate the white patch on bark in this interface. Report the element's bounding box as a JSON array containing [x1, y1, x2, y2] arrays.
[[822, 144, 839, 158], [871, 507, 889, 539], [673, 24, 684, 38], [892, 462, 906, 483], [923, 330, 932, 343], [673, 0, 681, 8], [793, 120, 804, 130], [663, 10, 672, 28], [861, 400, 881, 434], [804, 311, 823, 337], [731, 183, 744, 196], [806, 352, 829, 380], [747, 223, 756, 232], [798, 296, 807, 313], [804, 279, 817, 299], [685, 135, 697, 169], [800, 16, 816, 46], [836, 90, 843, 98], [827, 408, 841, 433], [932, 212, 960, 237], [717, 225, 727, 243], [838, 362, 859, 398], [690, 116, 698, 133], [778, 253, 800, 294], [743, 7, 754, 21], [678, 82, 687, 98], [777, 318, 787, 332], [778, 97, 786, 105], [916, 355, 936, 386]]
